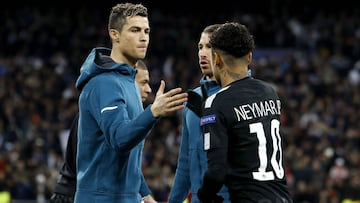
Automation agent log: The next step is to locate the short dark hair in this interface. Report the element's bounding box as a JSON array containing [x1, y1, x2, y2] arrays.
[[135, 60, 148, 71], [210, 22, 255, 57], [108, 3, 148, 31]]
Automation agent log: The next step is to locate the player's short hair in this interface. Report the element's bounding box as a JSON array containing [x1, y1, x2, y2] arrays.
[[108, 3, 148, 31], [135, 60, 148, 71], [202, 24, 222, 35], [210, 22, 255, 57]]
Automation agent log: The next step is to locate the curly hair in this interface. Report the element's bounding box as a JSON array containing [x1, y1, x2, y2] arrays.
[[108, 3, 148, 31], [210, 22, 255, 57]]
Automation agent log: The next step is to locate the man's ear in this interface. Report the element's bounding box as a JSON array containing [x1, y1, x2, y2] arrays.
[[214, 52, 223, 70], [248, 52, 253, 64], [109, 29, 120, 42]]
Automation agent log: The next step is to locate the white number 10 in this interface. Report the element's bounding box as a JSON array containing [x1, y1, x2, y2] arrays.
[[249, 119, 284, 181]]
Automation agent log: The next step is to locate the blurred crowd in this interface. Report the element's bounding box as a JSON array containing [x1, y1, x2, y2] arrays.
[[0, 3, 359, 203]]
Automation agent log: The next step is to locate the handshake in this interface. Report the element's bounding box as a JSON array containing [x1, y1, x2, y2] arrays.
[[150, 80, 188, 118]]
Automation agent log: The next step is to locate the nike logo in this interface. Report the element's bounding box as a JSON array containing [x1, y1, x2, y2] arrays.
[[101, 106, 118, 113]]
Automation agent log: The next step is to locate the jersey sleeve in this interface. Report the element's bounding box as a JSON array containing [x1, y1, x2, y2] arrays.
[[199, 96, 228, 193], [201, 99, 228, 151]]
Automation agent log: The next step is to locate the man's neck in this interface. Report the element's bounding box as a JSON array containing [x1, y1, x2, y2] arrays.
[[221, 67, 248, 87]]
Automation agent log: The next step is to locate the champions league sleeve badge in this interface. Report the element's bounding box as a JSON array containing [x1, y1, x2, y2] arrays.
[[200, 114, 216, 126]]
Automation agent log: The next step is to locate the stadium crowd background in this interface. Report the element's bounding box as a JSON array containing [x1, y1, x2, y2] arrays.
[[1, 1, 359, 202]]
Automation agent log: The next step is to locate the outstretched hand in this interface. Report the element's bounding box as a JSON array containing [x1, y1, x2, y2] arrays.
[[151, 80, 188, 118]]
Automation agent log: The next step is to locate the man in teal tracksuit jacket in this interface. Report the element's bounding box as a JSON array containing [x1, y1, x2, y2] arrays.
[[168, 24, 231, 203], [73, 3, 187, 203], [75, 47, 157, 203]]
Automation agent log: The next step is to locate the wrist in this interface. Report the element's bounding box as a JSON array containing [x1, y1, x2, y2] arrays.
[[150, 105, 159, 118]]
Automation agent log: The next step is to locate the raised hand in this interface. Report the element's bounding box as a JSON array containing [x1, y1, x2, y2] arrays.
[[150, 80, 188, 117]]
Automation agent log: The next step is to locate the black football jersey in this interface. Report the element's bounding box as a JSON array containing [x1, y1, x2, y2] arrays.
[[201, 77, 292, 202]]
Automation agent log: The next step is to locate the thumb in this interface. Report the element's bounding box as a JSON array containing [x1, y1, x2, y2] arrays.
[[156, 80, 165, 96]]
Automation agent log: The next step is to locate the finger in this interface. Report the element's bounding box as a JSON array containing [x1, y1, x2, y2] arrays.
[[170, 92, 188, 100], [165, 87, 183, 97], [167, 97, 188, 109], [155, 80, 165, 96], [167, 104, 185, 113]]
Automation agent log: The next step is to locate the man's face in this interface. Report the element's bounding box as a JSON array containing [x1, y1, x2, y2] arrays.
[[198, 32, 214, 77], [117, 16, 150, 60], [135, 69, 152, 102]]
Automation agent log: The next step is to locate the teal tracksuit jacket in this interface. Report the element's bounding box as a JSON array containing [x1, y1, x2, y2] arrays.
[[74, 47, 156, 203]]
